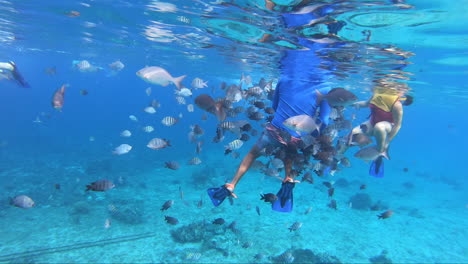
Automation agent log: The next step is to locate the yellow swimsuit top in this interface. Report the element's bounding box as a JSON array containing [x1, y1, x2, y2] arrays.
[[370, 93, 400, 112]]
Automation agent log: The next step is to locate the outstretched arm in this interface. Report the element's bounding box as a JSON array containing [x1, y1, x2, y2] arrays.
[[352, 100, 370, 109]]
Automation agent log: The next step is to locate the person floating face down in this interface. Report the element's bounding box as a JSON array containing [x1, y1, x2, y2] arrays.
[[0, 61, 30, 88], [207, 79, 333, 212], [340, 82, 413, 176]]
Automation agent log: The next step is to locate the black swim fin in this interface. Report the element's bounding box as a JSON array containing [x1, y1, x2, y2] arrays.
[[272, 181, 295, 213], [369, 156, 384, 178]]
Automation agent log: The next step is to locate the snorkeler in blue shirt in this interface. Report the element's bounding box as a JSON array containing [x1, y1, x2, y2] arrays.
[[208, 4, 343, 212]]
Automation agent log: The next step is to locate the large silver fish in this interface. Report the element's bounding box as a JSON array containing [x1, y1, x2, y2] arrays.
[[283, 115, 319, 134], [354, 146, 389, 161], [136, 66, 186, 89]]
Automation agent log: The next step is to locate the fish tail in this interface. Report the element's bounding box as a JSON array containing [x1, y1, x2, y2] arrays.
[[173, 75, 186, 90], [85, 185, 91, 191], [315, 89, 324, 105]]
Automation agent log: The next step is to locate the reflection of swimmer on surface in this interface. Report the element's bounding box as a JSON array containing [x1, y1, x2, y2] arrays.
[[0, 61, 30, 87]]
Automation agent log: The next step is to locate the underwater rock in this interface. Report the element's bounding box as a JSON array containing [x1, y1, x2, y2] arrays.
[[334, 178, 349, 188], [369, 250, 392, 264], [108, 199, 145, 225], [349, 193, 372, 210], [171, 221, 211, 243], [271, 248, 342, 264]]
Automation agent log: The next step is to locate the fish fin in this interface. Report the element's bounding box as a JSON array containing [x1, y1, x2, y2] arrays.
[[315, 89, 324, 105], [173, 75, 187, 90], [369, 156, 384, 178]]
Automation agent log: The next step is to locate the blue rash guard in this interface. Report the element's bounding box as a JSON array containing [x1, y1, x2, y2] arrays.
[[271, 37, 332, 138]]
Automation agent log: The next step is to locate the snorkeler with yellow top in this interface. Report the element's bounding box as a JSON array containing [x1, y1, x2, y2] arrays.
[[340, 83, 413, 177]]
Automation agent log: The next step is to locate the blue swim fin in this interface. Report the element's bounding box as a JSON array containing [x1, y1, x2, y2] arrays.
[[272, 181, 295, 213], [369, 156, 384, 178], [207, 186, 231, 207]]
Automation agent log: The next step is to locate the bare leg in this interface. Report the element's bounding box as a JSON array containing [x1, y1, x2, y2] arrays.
[[228, 145, 261, 189], [373, 121, 392, 152]]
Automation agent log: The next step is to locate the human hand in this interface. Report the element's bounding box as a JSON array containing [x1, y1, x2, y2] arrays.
[[352, 102, 360, 110]]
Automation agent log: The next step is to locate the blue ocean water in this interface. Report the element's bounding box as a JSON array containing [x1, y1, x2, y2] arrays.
[[0, 0, 467, 263]]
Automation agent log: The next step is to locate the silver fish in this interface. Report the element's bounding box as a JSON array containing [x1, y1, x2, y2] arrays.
[[192, 77, 208, 89], [226, 139, 243, 151], [10, 195, 35, 209], [86, 179, 115, 192], [112, 144, 132, 155], [354, 146, 389, 161], [162, 116, 178, 126], [283, 115, 319, 134], [147, 138, 171, 150], [136, 66, 186, 89]]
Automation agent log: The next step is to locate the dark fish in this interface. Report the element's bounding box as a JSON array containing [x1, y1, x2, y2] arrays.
[[228, 195, 234, 205], [340, 157, 351, 167], [80, 89, 88, 96], [253, 101, 265, 109], [377, 210, 394, 219], [54, 183, 61, 190], [192, 124, 204, 135], [213, 127, 224, 143], [86, 179, 115, 192], [240, 123, 252, 132], [165, 161, 180, 170], [403, 168, 409, 172], [194, 94, 226, 121], [260, 193, 277, 203], [264, 107, 275, 114], [179, 186, 184, 200], [196, 141, 203, 154], [360, 184, 366, 190], [240, 133, 250, 142], [328, 188, 335, 197], [319, 87, 358, 107], [248, 111, 264, 121], [304, 207, 312, 215], [301, 172, 314, 184], [255, 206, 260, 216], [212, 218, 225, 225], [351, 133, 373, 147], [197, 198, 203, 209], [242, 241, 254, 248], [288, 221, 303, 232], [328, 199, 337, 210], [254, 253, 265, 261], [323, 182, 333, 189], [10, 195, 35, 209], [161, 200, 174, 211], [266, 115, 274, 122], [164, 216, 179, 225]]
